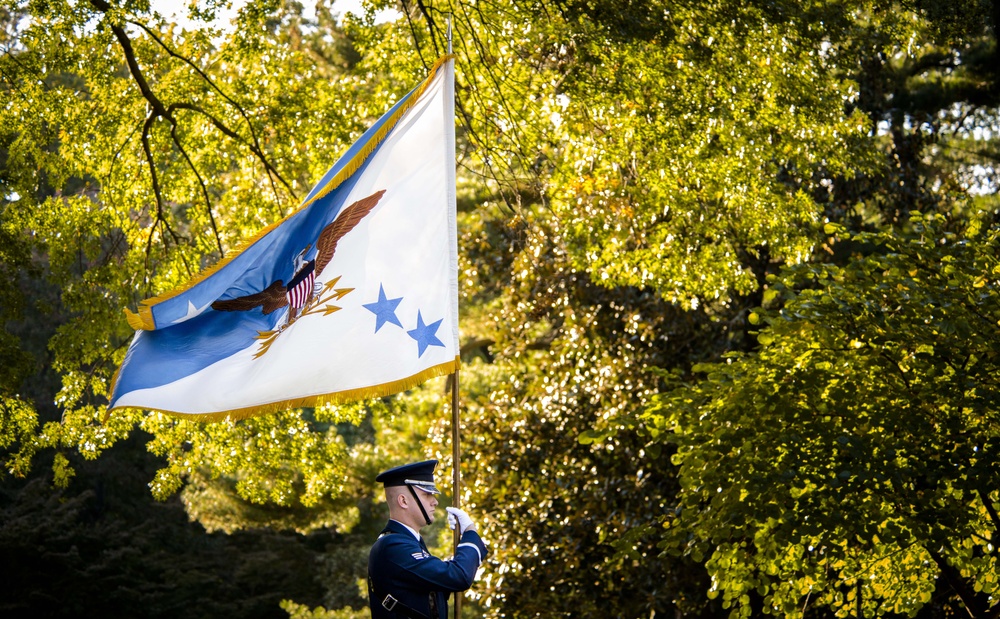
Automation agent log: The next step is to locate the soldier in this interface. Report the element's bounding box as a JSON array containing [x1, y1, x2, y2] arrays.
[[368, 460, 488, 619]]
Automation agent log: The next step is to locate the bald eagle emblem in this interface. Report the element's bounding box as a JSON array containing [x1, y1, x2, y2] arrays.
[[211, 190, 385, 357]]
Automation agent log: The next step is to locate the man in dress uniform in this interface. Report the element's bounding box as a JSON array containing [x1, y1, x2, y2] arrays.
[[368, 460, 488, 619]]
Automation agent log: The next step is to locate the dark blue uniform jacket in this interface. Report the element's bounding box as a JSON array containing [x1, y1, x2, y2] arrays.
[[368, 519, 488, 619]]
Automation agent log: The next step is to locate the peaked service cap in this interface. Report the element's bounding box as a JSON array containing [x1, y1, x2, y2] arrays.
[[375, 459, 440, 495]]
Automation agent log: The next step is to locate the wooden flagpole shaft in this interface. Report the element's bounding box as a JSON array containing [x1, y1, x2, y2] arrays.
[[451, 368, 462, 619]]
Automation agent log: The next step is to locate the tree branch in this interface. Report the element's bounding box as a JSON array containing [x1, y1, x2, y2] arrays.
[[400, 0, 431, 69], [169, 102, 293, 197], [140, 113, 177, 248], [139, 113, 193, 279], [926, 545, 989, 619], [90, 0, 297, 274], [979, 488, 1000, 544], [166, 115, 224, 257], [91, 0, 169, 118], [414, 0, 441, 59], [91, 0, 183, 273], [129, 19, 296, 201]]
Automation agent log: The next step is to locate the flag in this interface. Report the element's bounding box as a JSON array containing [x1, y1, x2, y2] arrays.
[[108, 56, 459, 421]]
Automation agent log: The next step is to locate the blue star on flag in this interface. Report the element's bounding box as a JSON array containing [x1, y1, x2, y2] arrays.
[[408, 311, 445, 357], [363, 284, 403, 332]]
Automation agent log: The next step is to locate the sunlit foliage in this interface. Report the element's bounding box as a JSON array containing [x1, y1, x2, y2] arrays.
[[0, 0, 432, 507], [2, 0, 1000, 617], [648, 214, 1000, 618]]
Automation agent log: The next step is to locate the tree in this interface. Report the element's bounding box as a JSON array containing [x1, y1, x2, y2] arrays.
[[0, 0, 437, 508], [646, 214, 1000, 618], [0, 2, 445, 615], [3, 0, 1000, 617], [451, 207, 731, 617], [624, 1, 1000, 616], [436, 0, 999, 615], [0, 432, 337, 619]]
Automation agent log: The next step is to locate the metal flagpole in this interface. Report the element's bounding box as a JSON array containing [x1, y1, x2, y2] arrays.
[[446, 15, 463, 619]]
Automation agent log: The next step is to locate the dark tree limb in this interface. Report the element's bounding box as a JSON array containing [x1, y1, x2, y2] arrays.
[[91, 0, 169, 118], [91, 0, 187, 273], [89, 0, 299, 272], [130, 19, 296, 201], [414, 0, 441, 58], [167, 115, 224, 256], [979, 488, 1000, 545], [400, 0, 432, 69], [139, 113, 177, 248], [167, 102, 292, 198], [926, 545, 1000, 619]]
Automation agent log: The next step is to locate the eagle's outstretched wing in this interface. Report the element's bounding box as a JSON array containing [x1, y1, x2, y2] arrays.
[[315, 190, 386, 275], [211, 279, 288, 314], [210, 190, 384, 315]]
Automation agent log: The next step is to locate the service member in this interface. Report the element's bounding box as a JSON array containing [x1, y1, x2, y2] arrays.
[[368, 460, 488, 619]]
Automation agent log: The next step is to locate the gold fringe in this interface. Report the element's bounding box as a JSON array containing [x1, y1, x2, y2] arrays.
[[105, 356, 461, 423], [124, 306, 154, 331], [127, 55, 457, 331]]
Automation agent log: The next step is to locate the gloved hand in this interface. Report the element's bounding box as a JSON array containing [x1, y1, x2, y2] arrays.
[[445, 507, 476, 534]]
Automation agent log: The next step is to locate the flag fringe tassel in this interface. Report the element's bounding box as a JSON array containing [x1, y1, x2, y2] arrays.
[[124, 54, 457, 332], [107, 356, 460, 423]]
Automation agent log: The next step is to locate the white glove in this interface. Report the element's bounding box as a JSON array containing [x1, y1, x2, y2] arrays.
[[445, 507, 476, 534]]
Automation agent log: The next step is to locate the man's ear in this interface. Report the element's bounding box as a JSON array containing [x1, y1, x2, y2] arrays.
[[396, 491, 409, 509]]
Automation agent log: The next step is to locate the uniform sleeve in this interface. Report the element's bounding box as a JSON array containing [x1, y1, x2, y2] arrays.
[[383, 531, 487, 593], [457, 529, 489, 564]]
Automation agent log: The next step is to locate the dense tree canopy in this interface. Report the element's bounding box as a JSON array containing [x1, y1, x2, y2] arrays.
[[647, 215, 1000, 618], [2, 0, 999, 617]]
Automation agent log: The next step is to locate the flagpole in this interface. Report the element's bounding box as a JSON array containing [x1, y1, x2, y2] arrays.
[[451, 368, 462, 619], [445, 14, 464, 619]]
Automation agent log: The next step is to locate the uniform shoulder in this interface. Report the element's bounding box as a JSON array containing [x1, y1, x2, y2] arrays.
[[372, 529, 418, 551]]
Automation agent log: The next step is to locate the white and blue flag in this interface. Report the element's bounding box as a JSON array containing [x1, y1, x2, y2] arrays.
[[109, 57, 459, 421]]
